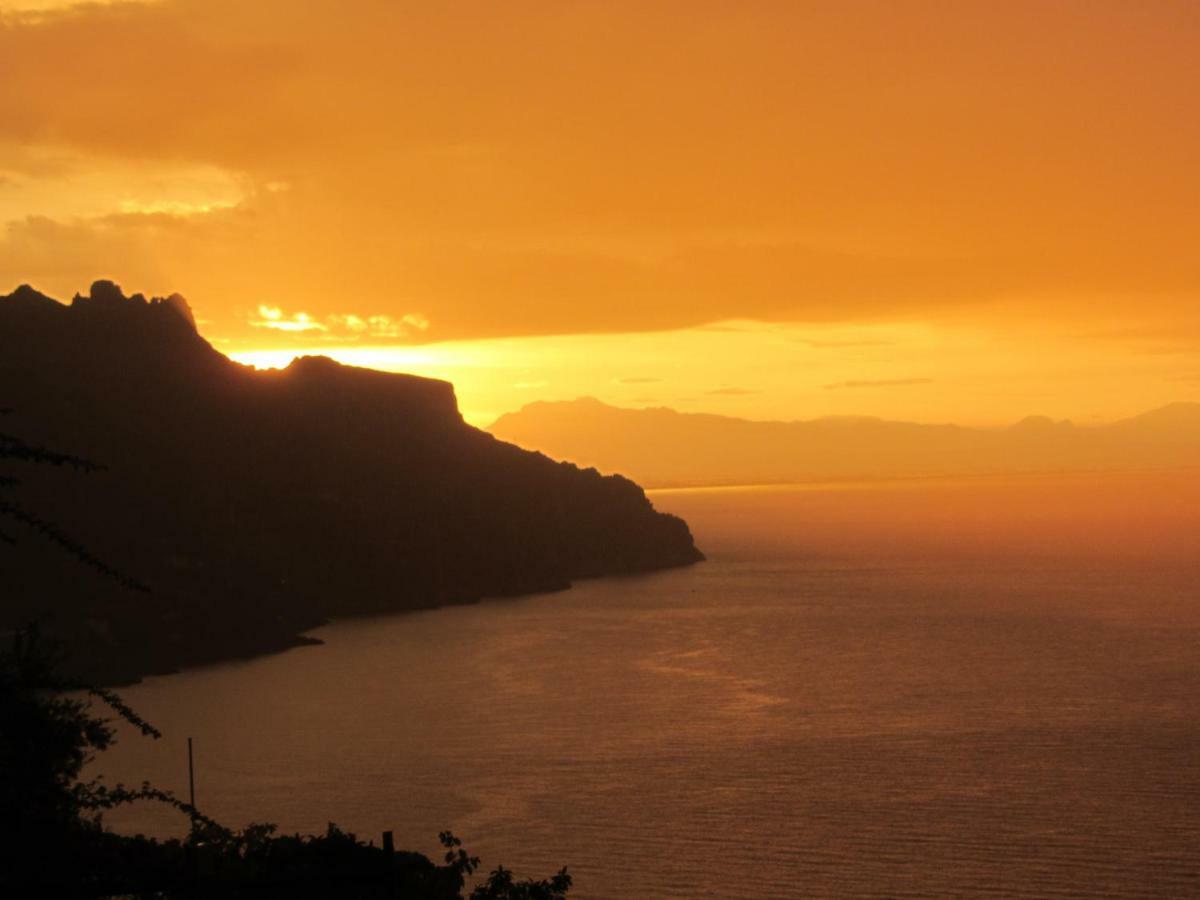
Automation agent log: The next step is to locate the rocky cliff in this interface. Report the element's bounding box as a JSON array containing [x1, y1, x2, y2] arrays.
[[0, 282, 702, 683]]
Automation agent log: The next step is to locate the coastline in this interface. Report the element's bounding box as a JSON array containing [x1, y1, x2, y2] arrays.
[[94, 557, 699, 687]]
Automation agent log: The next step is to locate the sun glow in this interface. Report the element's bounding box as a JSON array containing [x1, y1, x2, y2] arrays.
[[230, 315, 1198, 430], [4, 0, 1198, 430], [232, 345, 471, 373]]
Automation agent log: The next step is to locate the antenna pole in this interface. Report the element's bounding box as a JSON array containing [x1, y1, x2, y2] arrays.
[[187, 737, 196, 827]]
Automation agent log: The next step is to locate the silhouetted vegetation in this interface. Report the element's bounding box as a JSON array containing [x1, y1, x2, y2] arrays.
[[1, 413, 147, 590], [0, 628, 571, 898]]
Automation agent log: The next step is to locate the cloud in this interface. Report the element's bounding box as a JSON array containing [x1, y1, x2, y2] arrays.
[[0, 212, 199, 297], [1, 1, 1199, 343], [250, 305, 325, 333], [0, 0, 159, 22], [705, 387, 761, 396], [615, 376, 662, 385], [249, 305, 430, 339], [0, 202, 289, 322], [797, 338, 895, 349], [328, 313, 429, 337], [0, 0, 157, 10], [824, 378, 933, 390]]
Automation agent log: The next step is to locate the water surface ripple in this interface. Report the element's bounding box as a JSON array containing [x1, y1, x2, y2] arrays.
[[99, 478, 1200, 897]]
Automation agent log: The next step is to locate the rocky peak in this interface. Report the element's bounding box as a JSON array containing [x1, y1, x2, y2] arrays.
[[62, 279, 197, 331], [164, 292, 196, 329]]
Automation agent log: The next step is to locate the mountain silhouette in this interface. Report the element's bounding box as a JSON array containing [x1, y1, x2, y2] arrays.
[[0, 283, 702, 683], [490, 397, 1200, 488]]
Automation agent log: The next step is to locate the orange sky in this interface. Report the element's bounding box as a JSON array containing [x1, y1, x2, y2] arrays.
[[2, 0, 1197, 425]]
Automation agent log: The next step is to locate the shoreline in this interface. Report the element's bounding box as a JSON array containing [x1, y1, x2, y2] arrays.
[[93, 556, 700, 688]]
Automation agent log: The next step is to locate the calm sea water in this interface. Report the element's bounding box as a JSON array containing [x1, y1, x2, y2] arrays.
[[97, 476, 1200, 897]]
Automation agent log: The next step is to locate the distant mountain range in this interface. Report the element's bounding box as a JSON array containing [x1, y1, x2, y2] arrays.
[[490, 397, 1200, 488], [0, 283, 701, 683]]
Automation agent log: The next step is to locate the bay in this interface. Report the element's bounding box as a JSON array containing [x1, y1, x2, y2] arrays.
[[95, 474, 1200, 897]]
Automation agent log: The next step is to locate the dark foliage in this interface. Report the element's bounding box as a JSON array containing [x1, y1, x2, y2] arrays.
[[0, 629, 572, 896], [469, 865, 573, 900], [0, 417, 145, 589]]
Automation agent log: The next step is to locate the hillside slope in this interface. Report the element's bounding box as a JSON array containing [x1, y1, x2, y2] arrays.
[[0, 282, 701, 682]]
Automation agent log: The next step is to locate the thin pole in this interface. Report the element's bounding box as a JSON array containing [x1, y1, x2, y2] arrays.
[[187, 737, 196, 825], [186, 737, 198, 888]]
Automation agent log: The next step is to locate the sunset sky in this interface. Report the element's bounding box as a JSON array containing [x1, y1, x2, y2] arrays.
[[2, 0, 1197, 426]]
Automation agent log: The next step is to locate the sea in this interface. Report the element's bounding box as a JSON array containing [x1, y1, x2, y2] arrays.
[[95, 473, 1200, 897]]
